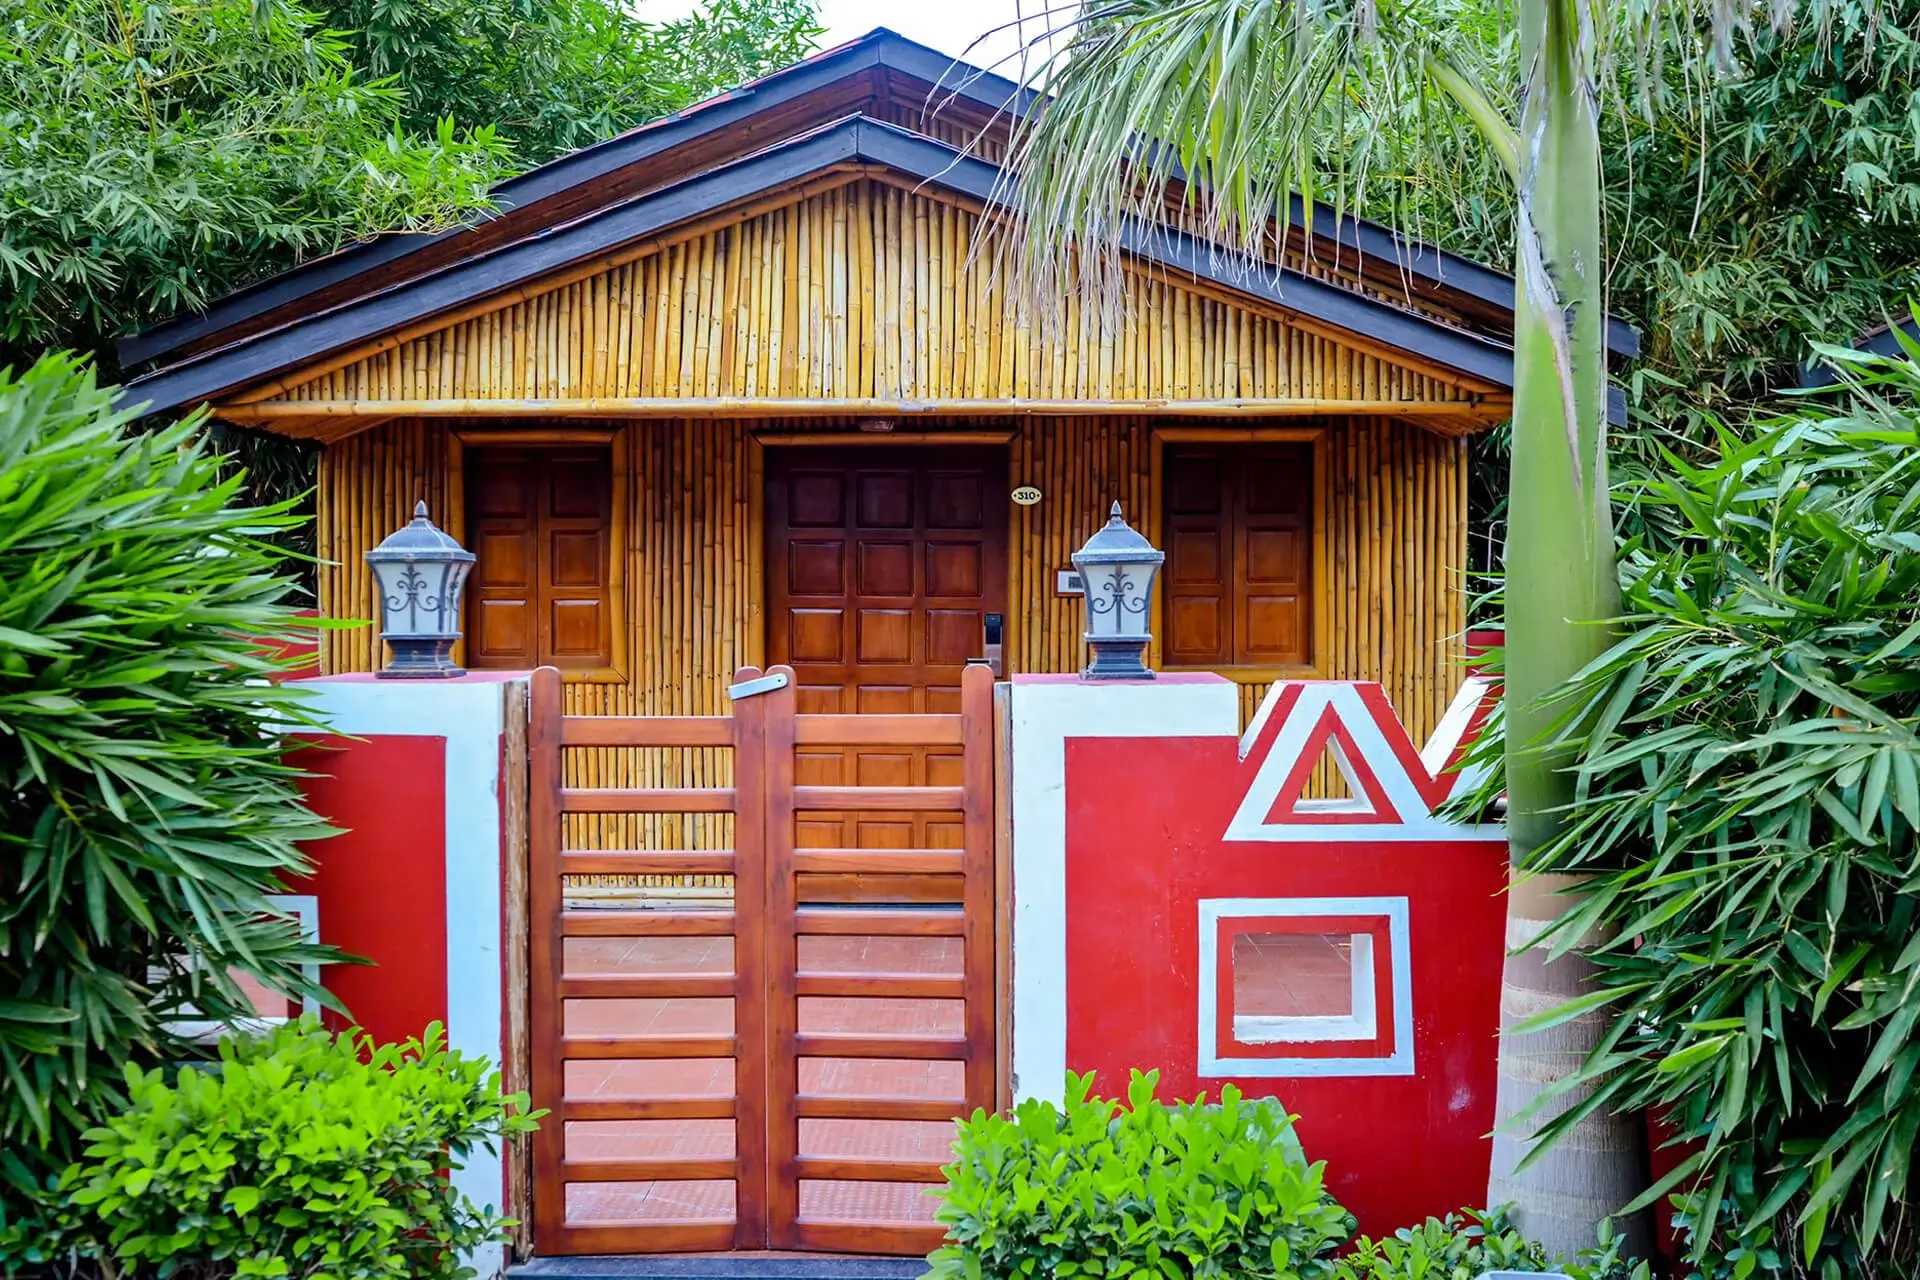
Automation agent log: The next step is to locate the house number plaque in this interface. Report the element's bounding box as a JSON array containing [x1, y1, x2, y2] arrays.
[[1011, 485, 1043, 506]]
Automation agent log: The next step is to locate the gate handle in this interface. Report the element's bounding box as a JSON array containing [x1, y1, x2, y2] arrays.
[[727, 671, 791, 700]]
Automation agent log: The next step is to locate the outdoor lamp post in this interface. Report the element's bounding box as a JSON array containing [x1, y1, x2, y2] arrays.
[[1072, 501, 1164, 680], [365, 500, 475, 678]]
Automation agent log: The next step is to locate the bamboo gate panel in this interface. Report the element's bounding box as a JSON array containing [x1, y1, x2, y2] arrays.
[[526, 664, 997, 1256]]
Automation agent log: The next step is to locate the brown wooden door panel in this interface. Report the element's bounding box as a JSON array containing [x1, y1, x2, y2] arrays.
[[768, 447, 1008, 851], [1163, 443, 1313, 668], [467, 447, 615, 671]]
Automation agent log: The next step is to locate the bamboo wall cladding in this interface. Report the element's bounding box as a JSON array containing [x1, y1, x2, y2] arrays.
[[320, 414, 1466, 785], [275, 179, 1495, 412], [317, 417, 759, 858], [314, 418, 452, 676], [1003, 415, 1468, 750]]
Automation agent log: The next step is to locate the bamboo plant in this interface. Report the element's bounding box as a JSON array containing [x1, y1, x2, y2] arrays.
[[972, 0, 1807, 1254]]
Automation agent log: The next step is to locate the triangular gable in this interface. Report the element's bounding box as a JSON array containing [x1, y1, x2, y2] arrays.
[[206, 172, 1507, 441], [1226, 679, 1501, 843], [125, 116, 1517, 420]]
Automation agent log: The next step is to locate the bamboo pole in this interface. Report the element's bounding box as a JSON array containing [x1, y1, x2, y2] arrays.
[[221, 396, 1510, 425]]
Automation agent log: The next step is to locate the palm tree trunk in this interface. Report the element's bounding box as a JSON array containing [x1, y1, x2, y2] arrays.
[[1487, 0, 1650, 1255]]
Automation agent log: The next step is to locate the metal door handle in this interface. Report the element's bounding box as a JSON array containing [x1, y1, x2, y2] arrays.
[[983, 614, 1004, 677]]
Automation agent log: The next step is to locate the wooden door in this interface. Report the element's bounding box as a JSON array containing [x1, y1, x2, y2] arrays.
[[1163, 443, 1313, 668], [766, 446, 1008, 851], [466, 446, 615, 672]]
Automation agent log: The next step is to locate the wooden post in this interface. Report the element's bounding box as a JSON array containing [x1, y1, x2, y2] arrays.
[[500, 678, 534, 1261], [992, 676, 1014, 1113], [961, 662, 997, 1117], [760, 666, 802, 1249], [729, 667, 772, 1248], [525, 666, 566, 1252]]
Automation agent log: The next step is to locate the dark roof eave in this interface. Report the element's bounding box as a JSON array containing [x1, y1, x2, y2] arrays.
[[118, 27, 1635, 372], [121, 116, 1535, 421], [1798, 314, 1918, 388], [1284, 194, 1640, 360]]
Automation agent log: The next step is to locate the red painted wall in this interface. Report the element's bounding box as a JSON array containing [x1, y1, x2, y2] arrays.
[[1061, 727, 1508, 1234], [287, 734, 449, 1047]]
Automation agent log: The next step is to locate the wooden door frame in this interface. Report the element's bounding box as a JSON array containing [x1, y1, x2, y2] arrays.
[[448, 424, 632, 684], [1147, 424, 1329, 682]]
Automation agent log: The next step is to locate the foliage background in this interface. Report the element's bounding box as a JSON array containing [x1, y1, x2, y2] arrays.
[[316, 0, 819, 168], [1331, 0, 1920, 590], [1450, 349, 1920, 1274], [0, 0, 821, 375]]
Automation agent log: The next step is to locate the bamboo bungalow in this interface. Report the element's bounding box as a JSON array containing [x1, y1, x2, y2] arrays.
[[123, 28, 1634, 799]]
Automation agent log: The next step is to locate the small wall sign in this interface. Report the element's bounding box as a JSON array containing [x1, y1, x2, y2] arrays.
[[1011, 485, 1043, 507], [1056, 569, 1084, 596]]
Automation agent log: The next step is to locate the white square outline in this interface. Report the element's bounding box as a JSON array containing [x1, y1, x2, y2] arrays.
[[1199, 895, 1414, 1078]]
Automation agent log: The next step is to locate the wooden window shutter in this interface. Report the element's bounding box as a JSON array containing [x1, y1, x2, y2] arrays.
[[1162, 443, 1313, 668], [466, 447, 614, 671]]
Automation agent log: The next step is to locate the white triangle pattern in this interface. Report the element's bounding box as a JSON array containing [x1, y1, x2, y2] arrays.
[[1224, 679, 1502, 844]]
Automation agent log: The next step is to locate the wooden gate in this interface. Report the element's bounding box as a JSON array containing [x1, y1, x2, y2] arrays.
[[527, 662, 998, 1256]]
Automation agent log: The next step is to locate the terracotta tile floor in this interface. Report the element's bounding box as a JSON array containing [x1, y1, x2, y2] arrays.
[[559, 931, 964, 1228]]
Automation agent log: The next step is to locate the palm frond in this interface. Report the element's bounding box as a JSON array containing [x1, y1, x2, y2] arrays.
[[984, 0, 1512, 325]]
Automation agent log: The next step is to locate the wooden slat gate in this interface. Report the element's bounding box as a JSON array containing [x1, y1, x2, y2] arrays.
[[527, 662, 997, 1255]]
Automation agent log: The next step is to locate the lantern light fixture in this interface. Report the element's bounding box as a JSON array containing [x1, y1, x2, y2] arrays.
[[1071, 501, 1165, 680], [364, 500, 475, 678]]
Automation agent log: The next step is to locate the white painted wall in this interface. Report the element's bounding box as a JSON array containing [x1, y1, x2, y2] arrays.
[[1005, 674, 1240, 1105]]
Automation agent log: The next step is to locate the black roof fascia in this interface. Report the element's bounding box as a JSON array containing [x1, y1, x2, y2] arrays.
[[1799, 315, 1918, 388], [118, 29, 1033, 370], [123, 115, 1537, 418]]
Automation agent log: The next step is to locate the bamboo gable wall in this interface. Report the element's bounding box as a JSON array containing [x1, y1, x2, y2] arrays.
[[264, 179, 1496, 416]]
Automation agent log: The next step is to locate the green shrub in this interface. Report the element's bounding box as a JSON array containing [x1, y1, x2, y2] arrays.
[[1334, 1208, 1550, 1280], [929, 1070, 1354, 1280], [0, 355, 337, 1230], [62, 1019, 537, 1279], [1333, 1208, 1648, 1280]]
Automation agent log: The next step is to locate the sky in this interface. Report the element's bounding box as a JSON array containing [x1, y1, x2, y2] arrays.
[[647, 0, 1055, 71]]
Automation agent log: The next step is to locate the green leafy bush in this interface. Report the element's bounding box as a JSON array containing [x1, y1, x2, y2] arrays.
[[1334, 1208, 1648, 1280], [0, 355, 336, 1230], [0, 0, 508, 368], [1465, 346, 1920, 1268], [62, 1019, 538, 1279], [929, 1070, 1354, 1280], [1334, 1208, 1550, 1280]]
